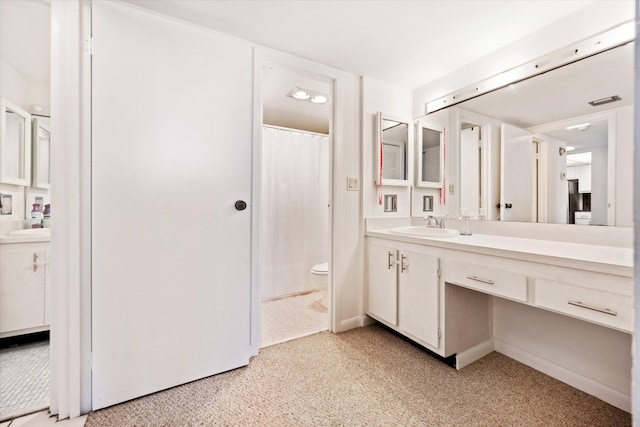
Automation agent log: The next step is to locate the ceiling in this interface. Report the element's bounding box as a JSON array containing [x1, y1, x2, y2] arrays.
[[123, 0, 597, 91], [121, 0, 602, 132]]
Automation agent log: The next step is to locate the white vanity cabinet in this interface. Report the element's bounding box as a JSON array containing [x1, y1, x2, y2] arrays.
[[0, 242, 50, 336], [366, 238, 441, 350]]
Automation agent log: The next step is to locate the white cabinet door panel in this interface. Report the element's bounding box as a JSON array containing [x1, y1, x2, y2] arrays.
[[398, 250, 439, 348], [367, 242, 398, 325], [0, 246, 45, 333]]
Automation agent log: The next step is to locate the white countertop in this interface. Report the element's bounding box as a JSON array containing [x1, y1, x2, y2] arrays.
[[366, 229, 633, 277], [0, 228, 51, 244]]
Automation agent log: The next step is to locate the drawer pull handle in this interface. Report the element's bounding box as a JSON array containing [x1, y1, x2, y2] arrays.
[[467, 275, 495, 285], [568, 301, 617, 316]]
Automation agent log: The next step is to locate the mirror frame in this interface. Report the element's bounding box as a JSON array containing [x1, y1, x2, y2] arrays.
[[375, 111, 413, 187], [0, 97, 32, 186], [415, 119, 444, 188], [32, 117, 52, 189]]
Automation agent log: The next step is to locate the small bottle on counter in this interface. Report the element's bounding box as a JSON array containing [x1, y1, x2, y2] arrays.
[[460, 209, 472, 236], [42, 204, 51, 228], [31, 203, 43, 228]]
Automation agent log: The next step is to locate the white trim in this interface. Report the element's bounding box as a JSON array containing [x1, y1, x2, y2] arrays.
[[455, 339, 494, 369], [339, 315, 367, 332], [262, 124, 329, 137], [494, 338, 631, 412], [50, 0, 91, 419]]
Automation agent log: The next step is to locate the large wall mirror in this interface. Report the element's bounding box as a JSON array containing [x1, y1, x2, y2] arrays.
[[438, 39, 633, 226], [375, 111, 412, 186]]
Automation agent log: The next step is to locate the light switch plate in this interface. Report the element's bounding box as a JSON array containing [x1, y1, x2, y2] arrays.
[[347, 176, 359, 191]]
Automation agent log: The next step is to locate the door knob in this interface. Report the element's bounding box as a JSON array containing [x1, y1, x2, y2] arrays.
[[235, 200, 247, 211]]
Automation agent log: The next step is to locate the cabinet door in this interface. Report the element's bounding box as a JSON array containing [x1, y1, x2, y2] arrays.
[[0, 247, 46, 333], [399, 250, 440, 348], [367, 241, 398, 325]]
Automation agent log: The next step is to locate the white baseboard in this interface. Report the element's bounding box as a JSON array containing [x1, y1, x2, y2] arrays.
[[455, 339, 494, 369], [494, 338, 631, 413], [339, 315, 367, 332]]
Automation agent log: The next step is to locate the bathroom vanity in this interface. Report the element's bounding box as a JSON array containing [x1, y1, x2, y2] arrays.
[[0, 229, 51, 337], [365, 218, 633, 411]]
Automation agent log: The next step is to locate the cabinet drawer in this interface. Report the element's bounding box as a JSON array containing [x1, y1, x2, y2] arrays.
[[535, 279, 632, 332], [446, 261, 527, 302]]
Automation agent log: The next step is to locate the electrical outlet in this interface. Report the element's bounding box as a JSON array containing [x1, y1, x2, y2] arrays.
[[449, 184, 455, 195]]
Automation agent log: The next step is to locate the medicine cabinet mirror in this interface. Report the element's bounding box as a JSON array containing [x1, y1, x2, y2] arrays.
[[32, 118, 51, 189], [375, 111, 412, 186], [0, 98, 32, 186], [415, 119, 444, 188]]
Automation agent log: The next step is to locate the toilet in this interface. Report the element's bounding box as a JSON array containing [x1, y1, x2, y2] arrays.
[[310, 262, 329, 308]]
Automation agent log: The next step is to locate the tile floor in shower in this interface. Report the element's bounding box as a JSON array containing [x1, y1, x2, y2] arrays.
[[0, 335, 49, 421], [261, 291, 329, 348]]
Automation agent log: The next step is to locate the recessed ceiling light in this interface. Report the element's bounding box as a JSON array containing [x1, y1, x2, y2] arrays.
[[310, 95, 328, 104], [291, 88, 310, 100]]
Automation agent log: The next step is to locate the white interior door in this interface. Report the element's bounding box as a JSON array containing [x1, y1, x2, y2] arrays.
[[91, 2, 253, 409], [500, 123, 535, 222], [460, 127, 481, 215]]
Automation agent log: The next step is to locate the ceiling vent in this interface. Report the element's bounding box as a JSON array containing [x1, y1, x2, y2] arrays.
[[588, 95, 621, 107]]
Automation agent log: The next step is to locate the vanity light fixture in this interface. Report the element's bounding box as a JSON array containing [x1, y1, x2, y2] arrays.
[[588, 95, 621, 106], [565, 123, 590, 131]]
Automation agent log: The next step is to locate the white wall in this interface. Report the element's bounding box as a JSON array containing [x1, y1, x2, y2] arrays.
[[362, 76, 413, 218], [591, 145, 608, 225]]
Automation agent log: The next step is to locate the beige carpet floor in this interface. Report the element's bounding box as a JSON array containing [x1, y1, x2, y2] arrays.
[[261, 291, 328, 348], [85, 324, 630, 426]]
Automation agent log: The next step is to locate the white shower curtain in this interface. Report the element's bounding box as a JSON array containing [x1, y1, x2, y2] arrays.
[[260, 126, 329, 300]]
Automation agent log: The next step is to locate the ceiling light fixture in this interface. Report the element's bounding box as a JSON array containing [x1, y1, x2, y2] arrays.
[[565, 123, 590, 131], [289, 86, 329, 105], [310, 95, 328, 104], [566, 145, 576, 151], [291, 88, 310, 100], [588, 95, 621, 106]]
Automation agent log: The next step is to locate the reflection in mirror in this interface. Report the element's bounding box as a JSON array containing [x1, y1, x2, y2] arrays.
[[440, 40, 633, 225], [32, 118, 51, 189], [0, 98, 32, 186], [416, 120, 443, 188], [375, 112, 411, 186]]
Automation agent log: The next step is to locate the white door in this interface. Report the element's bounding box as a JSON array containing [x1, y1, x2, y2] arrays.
[[91, 3, 253, 409], [500, 124, 535, 222], [460, 127, 481, 215]]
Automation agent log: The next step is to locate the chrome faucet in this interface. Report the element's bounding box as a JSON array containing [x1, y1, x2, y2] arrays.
[[424, 216, 445, 228]]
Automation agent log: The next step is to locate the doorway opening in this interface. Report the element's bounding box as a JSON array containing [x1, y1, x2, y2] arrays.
[[259, 65, 333, 348]]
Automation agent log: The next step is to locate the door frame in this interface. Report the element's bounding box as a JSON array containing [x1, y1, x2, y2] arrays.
[[251, 49, 337, 353]]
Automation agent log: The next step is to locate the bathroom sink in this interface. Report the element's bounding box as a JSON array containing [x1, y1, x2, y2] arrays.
[[7, 228, 51, 237], [388, 226, 459, 238]]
